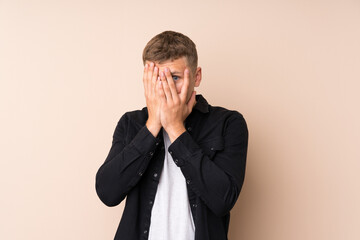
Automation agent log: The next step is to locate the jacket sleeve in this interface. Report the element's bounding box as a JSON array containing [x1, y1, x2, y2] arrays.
[[95, 113, 161, 207], [167, 112, 249, 217]]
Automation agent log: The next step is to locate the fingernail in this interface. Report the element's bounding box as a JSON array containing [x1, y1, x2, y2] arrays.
[[154, 66, 158, 71], [150, 62, 154, 67], [165, 68, 168, 72], [160, 71, 164, 77], [145, 63, 148, 68]]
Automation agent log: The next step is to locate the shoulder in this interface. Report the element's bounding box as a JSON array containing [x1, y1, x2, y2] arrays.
[[207, 105, 248, 145], [207, 104, 248, 137], [208, 104, 246, 123], [116, 107, 148, 127]]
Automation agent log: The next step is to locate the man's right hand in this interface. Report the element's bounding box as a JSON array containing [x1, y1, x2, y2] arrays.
[[143, 61, 162, 137]]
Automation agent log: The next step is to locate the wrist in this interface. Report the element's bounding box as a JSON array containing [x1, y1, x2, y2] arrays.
[[167, 124, 186, 143], [146, 120, 162, 137]]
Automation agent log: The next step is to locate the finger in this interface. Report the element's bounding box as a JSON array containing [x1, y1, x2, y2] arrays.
[[147, 62, 154, 94], [164, 67, 178, 102], [156, 79, 167, 110], [151, 66, 158, 95], [156, 76, 163, 100], [180, 68, 190, 102], [143, 63, 148, 95], [160, 70, 172, 102], [156, 77, 166, 100]]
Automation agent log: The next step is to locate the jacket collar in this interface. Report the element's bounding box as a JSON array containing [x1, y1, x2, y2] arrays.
[[193, 94, 209, 113], [143, 94, 209, 114]]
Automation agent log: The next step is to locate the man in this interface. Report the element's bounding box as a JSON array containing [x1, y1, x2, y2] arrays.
[[95, 30, 249, 240]]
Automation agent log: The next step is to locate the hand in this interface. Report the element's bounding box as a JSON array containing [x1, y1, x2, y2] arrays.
[[157, 67, 196, 141], [143, 62, 162, 136]]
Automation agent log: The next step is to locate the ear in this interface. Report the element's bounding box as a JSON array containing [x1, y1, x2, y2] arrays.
[[194, 67, 202, 87]]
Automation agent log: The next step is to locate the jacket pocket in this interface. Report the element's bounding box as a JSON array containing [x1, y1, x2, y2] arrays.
[[199, 136, 225, 160]]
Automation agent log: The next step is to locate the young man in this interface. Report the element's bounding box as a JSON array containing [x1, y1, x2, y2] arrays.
[[95, 30, 249, 240]]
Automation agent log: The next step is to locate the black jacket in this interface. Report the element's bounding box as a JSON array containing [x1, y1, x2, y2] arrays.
[[95, 94, 249, 240]]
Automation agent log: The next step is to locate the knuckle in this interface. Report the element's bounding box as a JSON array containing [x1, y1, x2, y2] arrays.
[[152, 73, 158, 80]]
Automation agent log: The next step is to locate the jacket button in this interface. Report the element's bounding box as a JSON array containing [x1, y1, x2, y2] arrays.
[[156, 142, 159, 145], [186, 179, 191, 184], [138, 171, 143, 176], [174, 159, 178, 164], [187, 126, 192, 131], [149, 151, 153, 156], [210, 147, 214, 151], [192, 204, 197, 208], [153, 173, 158, 178], [169, 151, 172, 155], [144, 230, 148, 234], [149, 201, 153, 205]]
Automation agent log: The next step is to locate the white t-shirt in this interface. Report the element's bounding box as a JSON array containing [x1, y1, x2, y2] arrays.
[[148, 129, 195, 240]]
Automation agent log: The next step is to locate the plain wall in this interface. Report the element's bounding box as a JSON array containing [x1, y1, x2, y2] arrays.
[[1, 0, 359, 239]]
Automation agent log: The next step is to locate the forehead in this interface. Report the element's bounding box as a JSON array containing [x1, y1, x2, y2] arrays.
[[146, 56, 188, 72]]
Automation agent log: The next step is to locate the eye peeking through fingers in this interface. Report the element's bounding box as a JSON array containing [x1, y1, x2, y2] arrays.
[[172, 75, 180, 81]]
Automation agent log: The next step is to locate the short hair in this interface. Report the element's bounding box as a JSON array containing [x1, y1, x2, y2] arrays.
[[142, 30, 198, 74]]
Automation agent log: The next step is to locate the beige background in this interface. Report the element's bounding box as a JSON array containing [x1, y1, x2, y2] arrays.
[[1, 0, 359, 239]]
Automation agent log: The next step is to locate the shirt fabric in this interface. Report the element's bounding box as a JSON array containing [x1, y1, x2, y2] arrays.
[[148, 129, 195, 240], [95, 94, 249, 240]]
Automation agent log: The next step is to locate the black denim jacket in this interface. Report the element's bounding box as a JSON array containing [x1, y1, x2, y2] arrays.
[[95, 94, 249, 240]]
